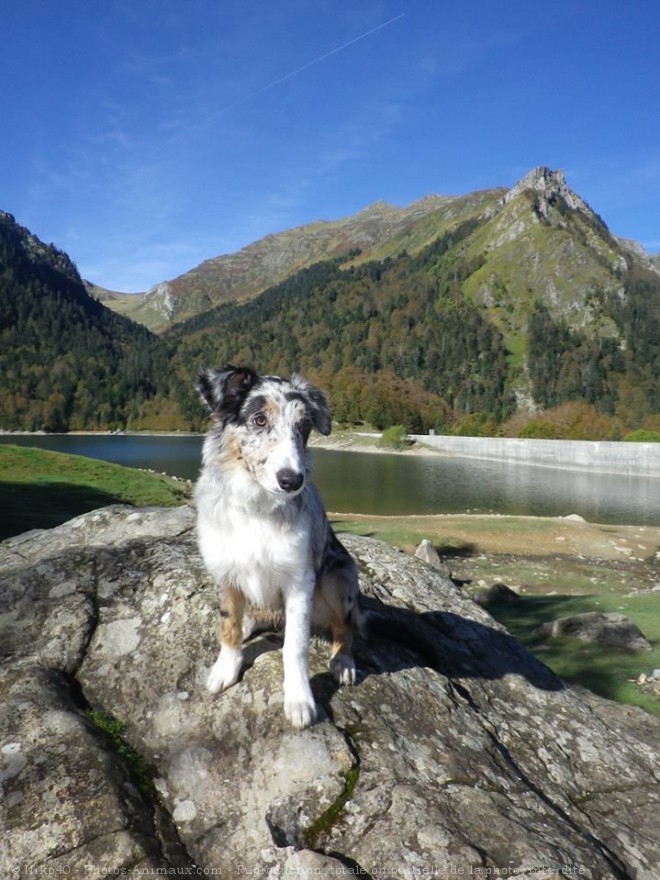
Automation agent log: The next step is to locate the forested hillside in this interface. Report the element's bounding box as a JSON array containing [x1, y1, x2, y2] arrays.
[[168, 217, 660, 434], [169, 227, 513, 431], [1, 167, 659, 436], [0, 211, 171, 431]]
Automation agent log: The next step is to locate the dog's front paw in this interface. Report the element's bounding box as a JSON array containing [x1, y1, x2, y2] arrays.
[[330, 653, 357, 686], [207, 648, 243, 694], [284, 698, 318, 729]]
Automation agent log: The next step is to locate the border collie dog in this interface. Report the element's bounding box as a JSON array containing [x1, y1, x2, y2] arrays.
[[194, 365, 361, 728]]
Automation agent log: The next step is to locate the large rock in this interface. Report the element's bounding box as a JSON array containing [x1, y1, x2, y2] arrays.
[[1, 504, 660, 877], [536, 612, 652, 652]]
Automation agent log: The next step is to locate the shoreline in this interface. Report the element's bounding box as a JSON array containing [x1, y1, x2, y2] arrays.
[[331, 511, 660, 596], [310, 435, 443, 457]]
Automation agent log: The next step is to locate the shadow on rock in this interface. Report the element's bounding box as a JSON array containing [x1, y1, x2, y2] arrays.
[[355, 595, 564, 691]]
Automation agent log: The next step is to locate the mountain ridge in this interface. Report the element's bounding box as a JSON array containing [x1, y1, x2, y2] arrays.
[[164, 167, 660, 432], [98, 188, 505, 332]]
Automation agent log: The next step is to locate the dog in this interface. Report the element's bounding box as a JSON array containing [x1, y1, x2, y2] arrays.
[[194, 365, 362, 728]]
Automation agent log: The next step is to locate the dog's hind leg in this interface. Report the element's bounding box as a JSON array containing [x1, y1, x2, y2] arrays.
[[313, 565, 359, 686], [207, 586, 245, 694], [329, 621, 356, 685]]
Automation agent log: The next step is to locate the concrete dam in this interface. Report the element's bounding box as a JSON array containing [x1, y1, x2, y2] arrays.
[[408, 434, 660, 478]]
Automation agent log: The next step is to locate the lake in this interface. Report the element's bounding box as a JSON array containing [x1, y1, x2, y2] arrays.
[[2, 434, 659, 526]]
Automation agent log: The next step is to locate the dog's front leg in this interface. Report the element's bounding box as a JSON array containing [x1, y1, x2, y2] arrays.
[[207, 586, 245, 694], [282, 580, 317, 729]]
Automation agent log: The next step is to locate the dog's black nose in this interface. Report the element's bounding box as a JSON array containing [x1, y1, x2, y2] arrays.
[[276, 468, 304, 493]]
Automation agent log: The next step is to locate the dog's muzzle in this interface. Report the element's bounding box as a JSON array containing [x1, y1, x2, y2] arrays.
[[276, 468, 305, 494]]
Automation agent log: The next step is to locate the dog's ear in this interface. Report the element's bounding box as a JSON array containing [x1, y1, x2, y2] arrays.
[[196, 365, 259, 418], [291, 375, 332, 436]]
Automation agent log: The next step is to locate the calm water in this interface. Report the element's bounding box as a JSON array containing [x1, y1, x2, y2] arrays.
[[2, 434, 659, 525]]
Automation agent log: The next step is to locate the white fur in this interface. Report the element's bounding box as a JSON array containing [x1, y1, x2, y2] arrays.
[[197, 495, 310, 608], [207, 645, 243, 694], [197, 473, 319, 727]]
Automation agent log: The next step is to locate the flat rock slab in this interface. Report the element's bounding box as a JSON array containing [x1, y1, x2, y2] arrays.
[[1, 504, 660, 878]]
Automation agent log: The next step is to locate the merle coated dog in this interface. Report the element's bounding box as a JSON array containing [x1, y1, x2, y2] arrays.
[[194, 365, 361, 728]]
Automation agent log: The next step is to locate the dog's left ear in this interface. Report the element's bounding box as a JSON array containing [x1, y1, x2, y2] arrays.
[[292, 376, 332, 436]]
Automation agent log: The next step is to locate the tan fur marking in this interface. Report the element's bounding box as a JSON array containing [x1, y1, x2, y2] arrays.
[[223, 431, 244, 463], [330, 626, 353, 661], [220, 587, 246, 650], [264, 399, 280, 422]]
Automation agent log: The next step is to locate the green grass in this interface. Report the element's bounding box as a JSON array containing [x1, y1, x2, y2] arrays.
[[332, 517, 434, 551], [85, 709, 155, 802], [331, 513, 568, 556], [0, 444, 189, 540], [484, 591, 660, 715]]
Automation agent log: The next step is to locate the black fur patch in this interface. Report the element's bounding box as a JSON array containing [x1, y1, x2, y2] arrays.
[[287, 386, 331, 436], [196, 365, 259, 422]]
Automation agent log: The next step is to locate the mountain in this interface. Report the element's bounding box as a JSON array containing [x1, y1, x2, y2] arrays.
[[166, 167, 660, 433], [2, 168, 659, 434], [117, 190, 504, 332], [0, 211, 171, 432]]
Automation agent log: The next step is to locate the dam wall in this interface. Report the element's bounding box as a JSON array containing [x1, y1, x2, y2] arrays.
[[408, 434, 660, 478]]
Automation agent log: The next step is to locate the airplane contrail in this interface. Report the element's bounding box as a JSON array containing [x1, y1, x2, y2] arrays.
[[166, 13, 405, 147], [240, 12, 406, 104]]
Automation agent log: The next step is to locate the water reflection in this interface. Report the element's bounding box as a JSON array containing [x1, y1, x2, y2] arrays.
[[312, 449, 660, 525]]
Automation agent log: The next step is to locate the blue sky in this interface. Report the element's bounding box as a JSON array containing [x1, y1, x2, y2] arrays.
[[3, 1, 660, 292]]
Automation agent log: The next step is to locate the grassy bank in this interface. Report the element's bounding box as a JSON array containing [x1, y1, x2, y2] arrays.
[[483, 590, 660, 715], [0, 444, 189, 540]]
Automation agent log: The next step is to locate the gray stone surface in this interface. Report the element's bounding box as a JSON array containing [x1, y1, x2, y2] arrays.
[[536, 611, 652, 651], [414, 538, 444, 571], [2, 504, 660, 878]]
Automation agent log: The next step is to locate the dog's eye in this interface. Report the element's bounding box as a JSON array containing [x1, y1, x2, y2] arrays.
[[252, 413, 268, 429]]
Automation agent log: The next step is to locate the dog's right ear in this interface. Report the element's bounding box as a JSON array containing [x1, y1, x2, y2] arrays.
[[195, 365, 259, 419]]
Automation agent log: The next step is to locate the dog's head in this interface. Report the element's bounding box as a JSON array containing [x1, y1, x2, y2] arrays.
[[196, 365, 331, 499]]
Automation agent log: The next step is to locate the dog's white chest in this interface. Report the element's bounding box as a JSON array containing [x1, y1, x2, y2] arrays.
[[197, 500, 312, 607]]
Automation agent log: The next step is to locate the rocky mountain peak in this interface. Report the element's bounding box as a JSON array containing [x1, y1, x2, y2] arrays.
[[503, 166, 594, 218]]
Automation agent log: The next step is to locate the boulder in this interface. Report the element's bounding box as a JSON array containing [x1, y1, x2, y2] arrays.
[[536, 611, 652, 652], [414, 538, 443, 569], [474, 582, 521, 606], [1, 504, 659, 877]]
